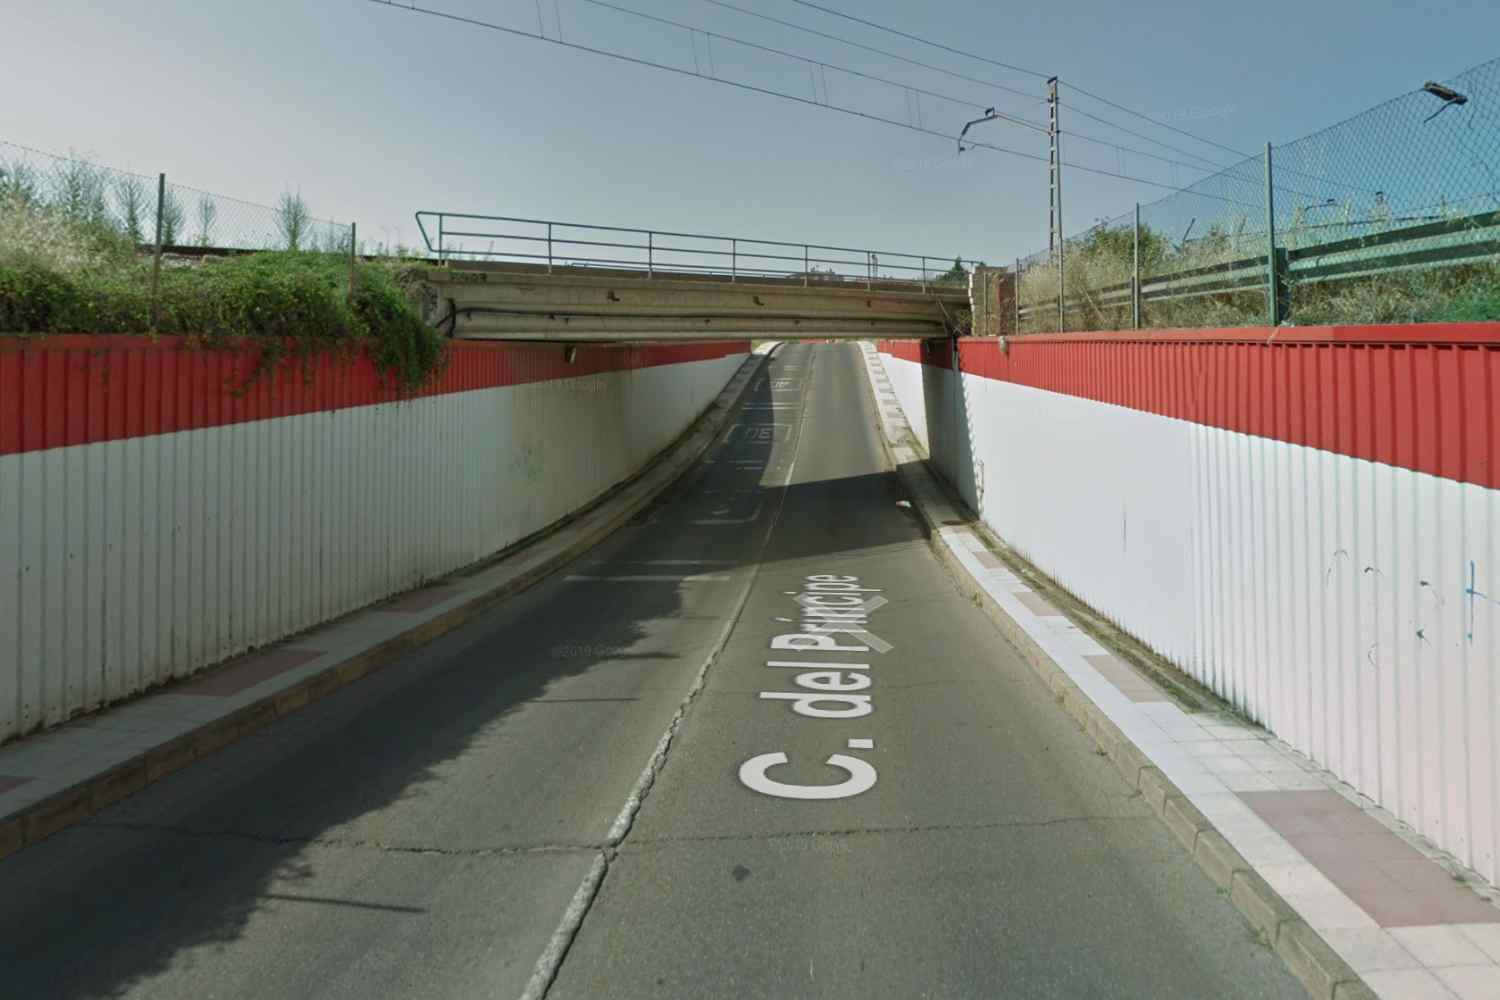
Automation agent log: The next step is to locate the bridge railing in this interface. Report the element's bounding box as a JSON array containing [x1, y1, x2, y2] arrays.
[[414, 211, 977, 290]]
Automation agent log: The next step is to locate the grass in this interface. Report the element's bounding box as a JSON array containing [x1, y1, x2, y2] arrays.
[[1016, 221, 1500, 333], [0, 193, 444, 391]]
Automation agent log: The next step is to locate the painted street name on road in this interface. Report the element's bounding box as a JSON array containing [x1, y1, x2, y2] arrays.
[[738, 574, 890, 801]]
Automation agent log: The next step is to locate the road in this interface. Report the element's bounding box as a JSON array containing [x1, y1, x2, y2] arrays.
[[0, 343, 1302, 998]]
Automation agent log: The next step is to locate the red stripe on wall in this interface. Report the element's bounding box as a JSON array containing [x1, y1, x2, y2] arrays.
[[877, 323, 1500, 492], [0, 336, 748, 457]]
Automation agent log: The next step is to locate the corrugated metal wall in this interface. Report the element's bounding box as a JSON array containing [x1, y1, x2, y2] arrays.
[[879, 326, 1500, 886], [0, 337, 747, 741]]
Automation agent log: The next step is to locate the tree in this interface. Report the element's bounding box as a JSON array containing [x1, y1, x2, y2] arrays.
[[277, 191, 310, 250], [159, 188, 185, 246], [116, 176, 148, 244], [195, 194, 217, 248]]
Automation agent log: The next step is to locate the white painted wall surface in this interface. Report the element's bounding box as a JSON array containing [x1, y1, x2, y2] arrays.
[[0, 354, 745, 741], [879, 349, 1500, 886]]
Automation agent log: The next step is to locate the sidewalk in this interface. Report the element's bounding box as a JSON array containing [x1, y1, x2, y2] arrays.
[[858, 343, 1500, 1000], [0, 351, 770, 860]]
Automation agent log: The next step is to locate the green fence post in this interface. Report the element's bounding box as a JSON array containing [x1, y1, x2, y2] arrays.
[[150, 173, 165, 333], [1263, 142, 1289, 326], [1132, 203, 1142, 330], [1013, 257, 1022, 335]]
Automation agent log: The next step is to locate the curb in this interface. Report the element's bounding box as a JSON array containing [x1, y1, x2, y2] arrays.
[[1, 350, 773, 862], [858, 346, 1376, 1000]]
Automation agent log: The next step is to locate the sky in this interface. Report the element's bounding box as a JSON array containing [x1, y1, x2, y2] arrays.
[[5, 0, 1499, 266]]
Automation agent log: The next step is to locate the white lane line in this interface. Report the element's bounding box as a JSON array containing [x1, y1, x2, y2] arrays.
[[519, 353, 814, 1000], [564, 574, 731, 582], [601, 559, 735, 566]]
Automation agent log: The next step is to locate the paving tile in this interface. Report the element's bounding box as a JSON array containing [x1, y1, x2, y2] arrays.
[[1389, 927, 1494, 967], [1013, 590, 1063, 617], [0, 775, 33, 794], [1321, 927, 1424, 973], [175, 648, 326, 697], [1200, 754, 1259, 775], [1459, 926, 1500, 963], [1261, 770, 1329, 791], [1359, 893, 1496, 929], [1242, 790, 1352, 815], [1362, 968, 1462, 999], [1220, 772, 1279, 792], [1200, 724, 1265, 741], [973, 549, 1004, 570], [379, 586, 462, 614], [1259, 862, 1342, 898], [1283, 886, 1379, 930], [1433, 966, 1500, 1000], [1228, 831, 1312, 866]]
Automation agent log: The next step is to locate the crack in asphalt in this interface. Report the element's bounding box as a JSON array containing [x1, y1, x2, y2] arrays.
[[80, 820, 601, 858], [618, 813, 1156, 849]]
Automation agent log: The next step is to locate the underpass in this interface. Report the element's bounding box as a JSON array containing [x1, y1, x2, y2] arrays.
[[0, 343, 1302, 998]]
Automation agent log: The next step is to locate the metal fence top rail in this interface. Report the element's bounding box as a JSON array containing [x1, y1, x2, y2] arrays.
[[414, 210, 977, 272]]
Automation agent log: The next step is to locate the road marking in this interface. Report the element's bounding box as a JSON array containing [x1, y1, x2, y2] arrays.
[[691, 502, 764, 525], [564, 574, 731, 582], [602, 559, 734, 566], [521, 352, 815, 1000], [740, 572, 890, 800]]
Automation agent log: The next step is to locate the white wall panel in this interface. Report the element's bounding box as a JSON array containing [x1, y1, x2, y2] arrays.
[[0, 353, 745, 745], [880, 349, 1500, 886]]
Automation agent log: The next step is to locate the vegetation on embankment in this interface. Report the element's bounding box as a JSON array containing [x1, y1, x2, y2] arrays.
[[1017, 222, 1500, 333], [0, 193, 444, 390]]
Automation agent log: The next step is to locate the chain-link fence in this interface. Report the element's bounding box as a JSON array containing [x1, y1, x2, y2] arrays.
[[0, 140, 353, 255], [1015, 56, 1500, 333]]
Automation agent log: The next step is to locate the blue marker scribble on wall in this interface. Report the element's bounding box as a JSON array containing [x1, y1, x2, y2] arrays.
[[1467, 560, 1499, 643]]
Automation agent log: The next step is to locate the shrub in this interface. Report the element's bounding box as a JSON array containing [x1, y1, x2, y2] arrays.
[[0, 235, 445, 391]]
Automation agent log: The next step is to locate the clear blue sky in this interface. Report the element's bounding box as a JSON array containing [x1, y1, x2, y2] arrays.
[[5, 1, 1498, 263]]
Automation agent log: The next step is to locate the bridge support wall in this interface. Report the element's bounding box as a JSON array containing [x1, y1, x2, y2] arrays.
[[0, 336, 747, 741], [879, 326, 1500, 886]]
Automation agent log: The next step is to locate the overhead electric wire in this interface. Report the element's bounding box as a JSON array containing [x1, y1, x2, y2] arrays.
[[785, 0, 1257, 163], [577, 0, 994, 116], [694, 0, 1043, 108], [570, 0, 1238, 180], [787, 0, 1047, 81], [1058, 85, 1256, 161], [1059, 102, 1237, 172], [364, 0, 1260, 205], [689, 0, 1240, 178]]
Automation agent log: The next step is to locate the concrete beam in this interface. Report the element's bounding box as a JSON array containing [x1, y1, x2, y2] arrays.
[[424, 265, 965, 341]]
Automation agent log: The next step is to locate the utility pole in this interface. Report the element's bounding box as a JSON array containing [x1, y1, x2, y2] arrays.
[[1048, 77, 1064, 331]]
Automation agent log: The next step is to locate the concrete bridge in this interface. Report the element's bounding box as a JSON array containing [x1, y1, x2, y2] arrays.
[[413, 213, 979, 341], [424, 262, 970, 340]]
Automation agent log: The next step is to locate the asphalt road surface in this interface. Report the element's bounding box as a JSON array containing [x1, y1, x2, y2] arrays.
[[0, 343, 1303, 998]]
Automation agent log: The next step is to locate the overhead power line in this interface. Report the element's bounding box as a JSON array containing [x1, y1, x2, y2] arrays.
[[1059, 83, 1256, 161], [785, 0, 1255, 162], [570, 0, 1237, 181], [364, 0, 1259, 205], [694, 0, 1043, 108], [689, 0, 1235, 177], [786, 0, 1048, 81]]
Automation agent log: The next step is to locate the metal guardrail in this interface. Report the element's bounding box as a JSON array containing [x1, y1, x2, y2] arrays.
[[1018, 207, 1500, 329], [1015, 56, 1500, 333], [414, 212, 976, 291]]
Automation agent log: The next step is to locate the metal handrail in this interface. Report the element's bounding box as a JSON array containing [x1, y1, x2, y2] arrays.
[[415, 211, 977, 289]]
